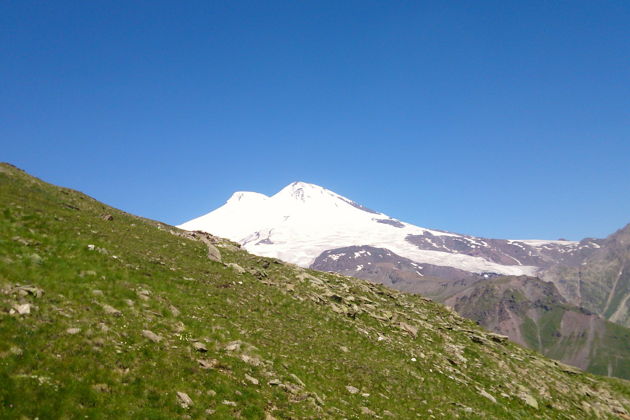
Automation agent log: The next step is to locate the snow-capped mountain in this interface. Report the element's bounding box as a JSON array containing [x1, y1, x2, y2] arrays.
[[178, 182, 599, 278]]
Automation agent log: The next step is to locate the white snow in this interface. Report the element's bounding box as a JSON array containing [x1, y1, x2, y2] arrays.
[[179, 181, 544, 276], [513, 239, 578, 247]]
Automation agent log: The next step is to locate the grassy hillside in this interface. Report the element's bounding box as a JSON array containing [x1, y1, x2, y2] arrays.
[[1, 162, 630, 419]]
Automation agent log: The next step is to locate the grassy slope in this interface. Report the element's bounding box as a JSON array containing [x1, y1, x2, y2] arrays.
[[1, 163, 630, 419]]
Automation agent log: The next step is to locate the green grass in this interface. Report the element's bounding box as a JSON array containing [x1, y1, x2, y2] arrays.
[[1, 162, 630, 419]]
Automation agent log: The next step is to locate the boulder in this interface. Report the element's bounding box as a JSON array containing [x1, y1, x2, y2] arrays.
[[177, 391, 193, 408], [207, 244, 222, 262], [13, 303, 31, 315], [192, 342, 207, 352], [346, 385, 360, 394], [142, 330, 162, 343]]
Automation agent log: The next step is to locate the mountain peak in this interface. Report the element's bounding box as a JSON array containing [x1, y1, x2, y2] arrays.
[[227, 191, 269, 204], [274, 181, 333, 202]]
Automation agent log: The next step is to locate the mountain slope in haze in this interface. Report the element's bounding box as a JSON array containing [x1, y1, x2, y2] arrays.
[[2, 162, 630, 419], [444, 276, 630, 379], [180, 182, 599, 279], [542, 224, 630, 328]]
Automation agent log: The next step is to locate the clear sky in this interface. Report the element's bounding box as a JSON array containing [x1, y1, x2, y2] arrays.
[[2, 1, 629, 240]]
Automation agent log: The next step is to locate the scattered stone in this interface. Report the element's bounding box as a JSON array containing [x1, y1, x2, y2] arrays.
[[14, 285, 44, 298], [227, 263, 246, 274], [192, 342, 207, 352], [169, 305, 180, 317], [92, 383, 110, 393], [87, 244, 96, 251], [346, 385, 360, 394], [207, 390, 217, 397], [66, 328, 81, 335], [268, 379, 282, 386], [520, 393, 538, 409], [225, 341, 243, 352], [360, 406, 376, 416], [81, 270, 97, 277], [245, 374, 259, 385], [92, 290, 104, 296], [340, 346, 349, 353], [240, 354, 262, 366], [207, 244, 222, 262], [399, 322, 418, 337], [205, 409, 216, 415], [102, 214, 114, 221], [223, 400, 237, 407], [13, 303, 31, 315], [290, 373, 305, 387], [136, 289, 151, 301], [142, 330, 162, 343], [197, 359, 218, 369], [101, 304, 122, 316], [479, 389, 496, 403], [124, 299, 134, 307], [177, 391, 193, 408], [487, 332, 508, 343]]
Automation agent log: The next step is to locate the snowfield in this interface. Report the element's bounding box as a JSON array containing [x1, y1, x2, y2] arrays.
[[178, 182, 572, 276]]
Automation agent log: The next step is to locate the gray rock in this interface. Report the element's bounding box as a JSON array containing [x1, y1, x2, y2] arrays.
[[399, 322, 418, 337], [15, 285, 44, 298], [207, 244, 222, 262], [346, 385, 360, 394], [66, 328, 81, 335], [192, 342, 207, 352], [245, 374, 259, 385], [225, 341, 243, 352], [101, 304, 122, 316], [520, 393, 538, 409], [487, 332, 508, 343], [360, 406, 376, 416], [14, 303, 31, 315], [197, 359, 218, 369], [92, 383, 110, 393], [177, 391, 193, 408], [227, 263, 246, 274], [142, 330, 162, 343], [290, 373, 305, 387], [479, 389, 496, 403]]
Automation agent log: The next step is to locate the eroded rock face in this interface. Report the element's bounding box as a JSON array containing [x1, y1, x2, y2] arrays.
[[444, 275, 630, 378], [542, 223, 630, 328]]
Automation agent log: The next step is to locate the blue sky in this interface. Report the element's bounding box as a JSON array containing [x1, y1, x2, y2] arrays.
[[2, 1, 629, 240]]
